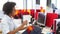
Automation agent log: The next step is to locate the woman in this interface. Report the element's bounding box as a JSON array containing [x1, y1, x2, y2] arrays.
[[1, 2, 27, 34]]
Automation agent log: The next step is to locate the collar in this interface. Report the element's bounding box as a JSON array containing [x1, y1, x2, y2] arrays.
[[4, 15, 13, 20]]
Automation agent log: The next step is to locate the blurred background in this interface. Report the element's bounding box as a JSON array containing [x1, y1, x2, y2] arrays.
[[0, 0, 60, 34]]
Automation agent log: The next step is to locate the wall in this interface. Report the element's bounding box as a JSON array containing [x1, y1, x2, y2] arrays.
[[9, 0, 24, 9], [0, 0, 8, 10], [40, 0, 47, 9], [57, 0, 60, 9]]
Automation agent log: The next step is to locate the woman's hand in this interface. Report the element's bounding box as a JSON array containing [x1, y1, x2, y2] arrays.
[[17, 20, 28, 30], [7, 20, 28, 34], [22, 20, 27, 26]]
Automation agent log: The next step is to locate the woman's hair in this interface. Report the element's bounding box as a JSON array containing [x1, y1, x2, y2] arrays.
[[3, 2, 16, 15]]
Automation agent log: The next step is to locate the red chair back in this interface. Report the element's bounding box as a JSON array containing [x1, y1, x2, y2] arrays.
[[34, 12, 38, 20], [45, 13, 58, 27], [36, 9, 40, 12], [30, 9, 35, 18]]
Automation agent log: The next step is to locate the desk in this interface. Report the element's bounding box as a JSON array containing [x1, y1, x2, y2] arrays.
[[13, 19, 52, 34], [42, 27, 52, 34]]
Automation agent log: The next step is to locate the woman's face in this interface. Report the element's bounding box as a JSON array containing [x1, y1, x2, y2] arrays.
[[11, 7, 16, 17]]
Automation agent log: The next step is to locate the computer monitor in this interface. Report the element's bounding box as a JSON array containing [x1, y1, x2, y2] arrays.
[[23, 15, 31, 22], [23, 15, 32, 26], [37, 12, 46, 26]]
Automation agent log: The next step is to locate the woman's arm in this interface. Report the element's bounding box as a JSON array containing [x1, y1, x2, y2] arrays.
[[7, 20, 27, 34]]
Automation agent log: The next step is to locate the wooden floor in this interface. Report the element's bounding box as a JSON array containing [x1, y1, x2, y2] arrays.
[[0, 33, 2, 34], [0, 30, 2, 34]]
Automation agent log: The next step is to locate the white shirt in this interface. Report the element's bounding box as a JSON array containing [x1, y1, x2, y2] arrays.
[[1, 15, 20, 34]]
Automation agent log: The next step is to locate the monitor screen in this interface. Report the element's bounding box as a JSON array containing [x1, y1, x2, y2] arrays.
[[23, 15, 31, 22], [23, 15, 32, 26], [37, 12, 46, 26]]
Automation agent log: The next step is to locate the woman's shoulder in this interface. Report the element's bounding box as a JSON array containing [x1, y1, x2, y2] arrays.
[[1, 15, 10, 22]]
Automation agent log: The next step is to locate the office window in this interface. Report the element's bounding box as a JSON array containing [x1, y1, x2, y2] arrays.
[[36, 0, 40, 5], [47, 0, 51, 7]]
